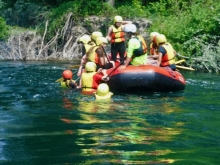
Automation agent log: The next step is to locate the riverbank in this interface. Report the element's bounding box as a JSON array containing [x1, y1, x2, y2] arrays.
[[0, 14, 219, 73], [0, 15, 151, 61]]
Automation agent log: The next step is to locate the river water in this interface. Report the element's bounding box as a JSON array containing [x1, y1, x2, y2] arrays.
[[0, 61, 219, 165]]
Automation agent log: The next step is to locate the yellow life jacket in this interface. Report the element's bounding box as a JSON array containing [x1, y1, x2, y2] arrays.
[[94, 92, 113, 100], [81, 72, 97, 91], [60, 80, 76, 88], [110, 25, 125, 43], [84, 42, 95, 53], [161, 43, 175, 66], [87, 46, 101, 65]]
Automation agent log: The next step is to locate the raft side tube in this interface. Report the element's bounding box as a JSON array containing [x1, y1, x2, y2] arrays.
[[106, 65, 185, 92]]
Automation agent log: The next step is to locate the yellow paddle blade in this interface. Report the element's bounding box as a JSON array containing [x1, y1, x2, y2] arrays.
[[69, 65, 80, 68], [55, 77, 64, 82], [176, 65, 195, 71], [175, 59, 185, 65]]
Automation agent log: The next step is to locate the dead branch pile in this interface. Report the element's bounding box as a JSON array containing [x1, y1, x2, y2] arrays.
[[0, 14, 152, 61]]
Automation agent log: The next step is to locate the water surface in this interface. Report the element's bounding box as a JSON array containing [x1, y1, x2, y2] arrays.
[[0, 61, 220, 165]]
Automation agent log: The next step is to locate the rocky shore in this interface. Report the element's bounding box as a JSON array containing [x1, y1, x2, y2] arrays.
[[0, 14, 151, 61]]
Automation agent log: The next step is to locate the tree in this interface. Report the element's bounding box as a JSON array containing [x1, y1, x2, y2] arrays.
[[0, 17, 9, 39], [105, 0, 114, 7]]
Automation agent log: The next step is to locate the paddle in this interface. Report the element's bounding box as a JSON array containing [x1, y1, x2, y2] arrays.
[[69, 65, 80, 68], [176, 65, 195, 71], [175, 59, 185, 65], [55, 77, 64, 82], [103, 61, 123, 81], [101, 45, 111, 64], [174, 59, 195, 71]]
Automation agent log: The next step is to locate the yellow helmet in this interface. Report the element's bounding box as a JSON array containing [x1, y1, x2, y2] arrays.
[[95, 37, 108, 46], [95, 83, 113, 100], [85, 62, 96, 72], [156, 34, 167, 45], [114, 15, 123, 23], [150, 32, 159, 41], [79, 34, 91, 44], [91, 31, 103, 41], [97, 83, 109, 96]]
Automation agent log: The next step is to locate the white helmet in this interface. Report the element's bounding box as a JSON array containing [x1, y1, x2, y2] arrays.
[[124, 24, 137, 33]]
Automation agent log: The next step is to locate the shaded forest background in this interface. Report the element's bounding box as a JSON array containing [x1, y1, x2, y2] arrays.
[[0, 0, 220, 72]]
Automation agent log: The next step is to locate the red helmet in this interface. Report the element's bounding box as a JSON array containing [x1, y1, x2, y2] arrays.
[[62, 70, 73, 79]]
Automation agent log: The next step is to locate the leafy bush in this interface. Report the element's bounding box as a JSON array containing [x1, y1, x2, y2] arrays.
[[0, 17, 9, 40], [145, 0, 220, 72], [45, 0, 105, 37], [116, 0, 149, 19], [147, 0, 220, 50]]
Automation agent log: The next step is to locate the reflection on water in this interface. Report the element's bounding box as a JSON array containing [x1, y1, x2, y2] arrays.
[[59, 93, 183, 164], [0, 61, 220, 164]]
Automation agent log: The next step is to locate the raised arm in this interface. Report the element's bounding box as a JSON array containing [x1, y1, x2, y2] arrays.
[[122, 20, 132, 25], [106, 26, 113, 42]]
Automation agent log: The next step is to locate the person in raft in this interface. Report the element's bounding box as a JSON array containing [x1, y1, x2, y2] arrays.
[[60, 70, 78, 89], [155, 34, 176, 71], [94, 83, 113, 100], [106, 15, 132, 64], [77, 34, 96, 76], [146, 31, 160, 65], [79, 61, 109, 94], [77, 31, 103, 77], [149, 31, 160, 56], [86, 36, 115, 70], [118, 24, 148, 70]]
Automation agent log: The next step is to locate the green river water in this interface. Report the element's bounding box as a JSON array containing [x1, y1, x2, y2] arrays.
[[0, 61, 220, 165]]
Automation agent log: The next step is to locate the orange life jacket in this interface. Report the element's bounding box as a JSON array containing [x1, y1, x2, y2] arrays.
[[160, 43, 176, 66], [150, 42, 158, 55], [110, 25, 125, 43]]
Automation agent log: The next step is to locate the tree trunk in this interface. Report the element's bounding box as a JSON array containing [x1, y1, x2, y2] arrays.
[[106, 0, 114, 7]]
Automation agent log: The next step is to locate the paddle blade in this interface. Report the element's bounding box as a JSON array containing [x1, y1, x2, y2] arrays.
[[175, 59, 185, 65], [69, 65, 80, 68], [55, 78, 63, 82], [176, 65, 195, 71]]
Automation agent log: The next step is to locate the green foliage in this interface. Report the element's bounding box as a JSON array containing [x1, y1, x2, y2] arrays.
[[39, 0, 106, 48], [1, 0, 220, 71], [146, 0, 220, 72], [0, 17, 9, 40], [116, 0, 149, 18], [0, 0, 71, 8], [100, 2, 116, 18], [0, 0, 48, 27]]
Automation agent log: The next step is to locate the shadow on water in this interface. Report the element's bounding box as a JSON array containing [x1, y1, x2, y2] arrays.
[[0, 61, 220, 164]]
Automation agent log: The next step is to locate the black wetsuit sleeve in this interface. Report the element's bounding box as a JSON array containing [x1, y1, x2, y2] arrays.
[[82, 46, 86, 57], [69, 81, 77, 89]]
